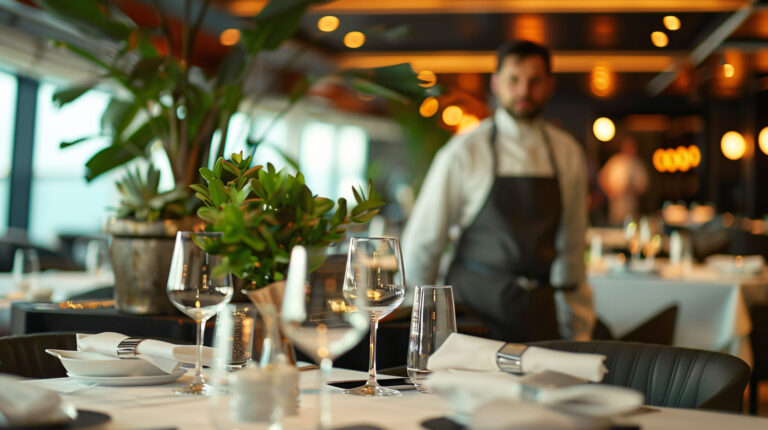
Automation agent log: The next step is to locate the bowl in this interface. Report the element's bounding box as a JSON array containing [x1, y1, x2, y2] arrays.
[[45, 349, 166, 377]]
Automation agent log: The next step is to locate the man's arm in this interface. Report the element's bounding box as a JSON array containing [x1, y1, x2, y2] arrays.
[[552, 138, 595, 340], [401, 145, 463, 303]]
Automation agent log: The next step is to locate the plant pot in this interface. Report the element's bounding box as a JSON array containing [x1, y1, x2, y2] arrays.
[[107, 217, 203, 315], [244, 281, 296, 364]]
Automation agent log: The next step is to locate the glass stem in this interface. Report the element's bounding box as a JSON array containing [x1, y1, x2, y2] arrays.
[[366, 319, 379, 386], [194, 319, 205, 386], [319, 357, 333, 430]]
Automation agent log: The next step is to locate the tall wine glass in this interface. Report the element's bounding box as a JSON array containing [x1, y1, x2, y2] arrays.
[[167, 231, 233, 396], [343, 237, 405, 397], [280, 246, 369, 429]]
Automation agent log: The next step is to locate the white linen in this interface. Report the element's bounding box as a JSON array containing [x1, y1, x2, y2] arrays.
[[0, 375, 73, 427], [24, 367, 768, 430], [77, 332, 214, 374], [428, 333, 607, 382], [707, 254, 765, 275], [471, 401, 612, 430], [424, 370, 642, 420], [589, 264, 768, 366], [401, 107, 594, 340]]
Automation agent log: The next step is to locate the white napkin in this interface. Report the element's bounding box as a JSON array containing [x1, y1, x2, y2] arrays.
[[425, 370, 643, 421], [427, 333, 608, 382], [0, 375, 75, 427], [77, 332, 214, 374]]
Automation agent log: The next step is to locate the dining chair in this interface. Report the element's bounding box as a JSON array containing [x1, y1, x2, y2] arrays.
[[748, 301, 768, 415], [529, 340, 750, 412], [0, 332, 76, 378]]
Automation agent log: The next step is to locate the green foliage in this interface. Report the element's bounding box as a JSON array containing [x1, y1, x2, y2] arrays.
[[195, 152, 385, 289], [115, 165, 187, 222]]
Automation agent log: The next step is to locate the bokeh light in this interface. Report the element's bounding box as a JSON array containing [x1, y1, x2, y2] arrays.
[[651, 31, 669, 48], [419, 97, 439, 117], [663, 16, 681, 31], [219, 29, 241, 46], [317, 16, 340, 32], [721, 131, 746, 160], [592, 117, 615, 142], [344, 31, 365, 48], [442, 105, 463, 126]]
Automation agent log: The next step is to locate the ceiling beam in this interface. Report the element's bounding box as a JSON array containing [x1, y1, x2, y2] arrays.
[[335, 51, 684, 74], [646, 1, 756, 95], [219, 0, 752, 15]]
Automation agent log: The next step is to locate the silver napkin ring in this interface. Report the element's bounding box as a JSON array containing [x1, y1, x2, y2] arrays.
[[497, 343, 528, 374], [117, 338, 144, 359]]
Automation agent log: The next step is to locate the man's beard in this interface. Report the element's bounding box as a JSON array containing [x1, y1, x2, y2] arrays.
[[505, 98, 544, 121]]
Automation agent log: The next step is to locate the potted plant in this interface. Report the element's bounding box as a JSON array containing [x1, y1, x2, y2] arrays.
[[34, 0, 434, 313]]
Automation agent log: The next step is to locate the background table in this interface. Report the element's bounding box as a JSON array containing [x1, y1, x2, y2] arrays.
[[26, 367, 768, 430], [589, 262, 768, 365]]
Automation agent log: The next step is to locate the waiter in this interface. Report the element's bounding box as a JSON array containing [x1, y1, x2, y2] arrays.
[[402, 40, 594, 342]]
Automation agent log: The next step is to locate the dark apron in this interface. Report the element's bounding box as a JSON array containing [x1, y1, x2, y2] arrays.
[[445, 120, 562, 343]]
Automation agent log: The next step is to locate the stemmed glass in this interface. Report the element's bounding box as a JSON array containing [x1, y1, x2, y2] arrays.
[[280, 246, 369, 429], [167, 231, 233, 396], [343, 237, 405, 397]]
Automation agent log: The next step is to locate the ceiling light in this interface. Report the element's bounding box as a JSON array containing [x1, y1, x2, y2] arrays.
[[219, 28, 241, 46], [442, 105, 463, 126], [458, 114, 480, 134], [417, 70, 437, 88], [343, 31, 365, 49], [663, 16, 681, 31], [318, 16, 340, 32], [651, 31, 668, 48], [593, 117, 615, 142], [652, 149, 665, 172], [723, 63, 735, 78], [721, 131, 746, 160], [759, 127, 768, 155], [688, 145, 701, 167], [419, 97, 439, 117]]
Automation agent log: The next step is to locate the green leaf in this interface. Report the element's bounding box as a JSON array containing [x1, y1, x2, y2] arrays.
[[313, 197, 334, 216], [85, 121, 157, 181], [209, 178, 228, 207], [213, 158, 224, 178], [330, 198, 347, 228], [101, 98, 138, 135], [53, 85, 93, 107], [199, 167, 214, 182], [60, 136, 93, 148], [351, 186, 362, 204], [35, 0, 134, 40]]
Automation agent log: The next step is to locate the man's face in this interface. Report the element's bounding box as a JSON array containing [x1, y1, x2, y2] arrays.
[[492, 54, 554, 120]]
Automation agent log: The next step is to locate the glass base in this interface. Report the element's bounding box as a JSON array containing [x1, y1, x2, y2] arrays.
[[174, 382, 213, 396], [344, 383, 401, 397]]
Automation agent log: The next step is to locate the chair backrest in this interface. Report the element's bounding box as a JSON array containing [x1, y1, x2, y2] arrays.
[[530, 340, 750, 412], [0, 332, 77, 378], [620, 304, 678, 345], [750, 302, 768, 380]]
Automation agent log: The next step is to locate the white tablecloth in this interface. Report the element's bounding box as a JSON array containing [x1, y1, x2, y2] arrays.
[[589, 263, 768, 365], [24, 368, 768, 430], [0, 271, 114, 334]]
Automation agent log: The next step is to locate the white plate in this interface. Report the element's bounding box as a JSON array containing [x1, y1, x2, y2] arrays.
[[66, 368, 186, 386], [46, 349, 167, 377]]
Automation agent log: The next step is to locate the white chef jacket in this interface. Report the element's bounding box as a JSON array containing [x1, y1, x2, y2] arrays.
[[401, 108, 595, 340]]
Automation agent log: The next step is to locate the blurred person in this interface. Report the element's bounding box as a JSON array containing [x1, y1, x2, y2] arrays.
[[598, 135, 648, 225], [401, 40, 594, 342]]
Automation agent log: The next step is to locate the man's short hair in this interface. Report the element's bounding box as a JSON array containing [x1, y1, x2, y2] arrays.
[[496, 40, 552, 74]]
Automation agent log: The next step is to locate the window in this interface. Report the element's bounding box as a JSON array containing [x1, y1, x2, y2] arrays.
[[28, 82, 115, 245], [0, 70, 17, 235], [299, 122, 368, 202], [216, 112, 290, 172]]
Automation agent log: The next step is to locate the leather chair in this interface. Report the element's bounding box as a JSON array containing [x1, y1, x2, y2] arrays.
[[0, 332, 76, 378], [748, 302, 768, 414], [530, 340, 750, 412]]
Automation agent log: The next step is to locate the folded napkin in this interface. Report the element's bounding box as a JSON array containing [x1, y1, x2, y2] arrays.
[[427, 333, 608, 382], [425, 370, 643, 421], [77, 332, 214, 374], [0, 375, 75, 427]]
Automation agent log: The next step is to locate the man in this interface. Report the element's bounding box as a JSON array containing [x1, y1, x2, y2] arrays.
[[598, 134, 649, 225], [401, 40, 594, 342]]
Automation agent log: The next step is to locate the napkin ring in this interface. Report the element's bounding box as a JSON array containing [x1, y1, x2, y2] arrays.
[[117, 338, 144, 359], [497, 343, 527, 374]]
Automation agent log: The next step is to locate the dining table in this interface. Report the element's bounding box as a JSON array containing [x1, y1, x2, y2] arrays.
[[588, 258, 768, 366], [23, 367, 768, 430]]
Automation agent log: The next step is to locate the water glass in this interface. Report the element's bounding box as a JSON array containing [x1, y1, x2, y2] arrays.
[[12, 248, 40, 294], [214, 303, 257, 370], [407, 285, 457, 392]]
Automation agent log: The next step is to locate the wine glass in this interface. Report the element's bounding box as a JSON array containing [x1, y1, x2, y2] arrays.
[[343, 237, 405, 397], [167, 231, 233, 396], [280, 246, 369, 429]]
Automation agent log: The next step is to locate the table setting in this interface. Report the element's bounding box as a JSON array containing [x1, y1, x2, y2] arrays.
[[3, 235, 768, 429]]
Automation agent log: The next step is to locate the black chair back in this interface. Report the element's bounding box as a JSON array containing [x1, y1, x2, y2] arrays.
[[530, 340, 750, 412], [0, 332, 76, 378], [749, 302, 768, 414]]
